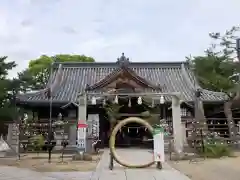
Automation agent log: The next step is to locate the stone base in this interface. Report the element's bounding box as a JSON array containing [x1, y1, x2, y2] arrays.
[[169, 152, 200, 161], [52, 145, 79, 154], [0, 152, 7, 158], [72, 152, 93, 161]]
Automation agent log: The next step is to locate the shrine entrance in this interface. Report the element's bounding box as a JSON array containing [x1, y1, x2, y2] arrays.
[[77, 53, 184, 158], [102, 97, 154, 148], [78, 91, 184, 169], [114, 121, 152, 148]]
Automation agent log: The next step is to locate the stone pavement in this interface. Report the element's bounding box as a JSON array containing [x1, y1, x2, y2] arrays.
[[0, 149, 191, 180], [91, 148, 191, 180]]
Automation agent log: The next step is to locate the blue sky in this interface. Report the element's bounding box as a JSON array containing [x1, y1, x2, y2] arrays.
[[0, 0, 240, 77]]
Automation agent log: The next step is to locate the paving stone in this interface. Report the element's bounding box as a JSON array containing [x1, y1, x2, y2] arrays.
[[94, 149, 191, 180], [0, 149, 191, 180]]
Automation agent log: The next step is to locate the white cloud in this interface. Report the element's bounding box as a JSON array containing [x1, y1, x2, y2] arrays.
[[0, 0, 240, 78]]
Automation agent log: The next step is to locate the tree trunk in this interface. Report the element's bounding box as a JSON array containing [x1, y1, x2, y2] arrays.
[[224, 100, 236, 139], [194, 96, 208, 132], [192, 94, 207, 149]]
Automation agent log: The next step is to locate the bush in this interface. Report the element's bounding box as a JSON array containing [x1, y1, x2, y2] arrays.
[[203, 142, 232, 158], [197, 131, 232, 158], [29, 134, 45, 154]]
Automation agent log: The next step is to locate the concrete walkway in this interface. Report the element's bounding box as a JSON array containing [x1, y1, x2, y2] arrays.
[[0, 149, 191, 180], [91, 148, 191, 180]]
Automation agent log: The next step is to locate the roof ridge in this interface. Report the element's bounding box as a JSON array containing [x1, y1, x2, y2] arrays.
[[180, 64, 227, 99], [180, 63, 197, 90], [48, 64, 65, 98], [52, 61, 188, 68], [53, 61, 187, 64]]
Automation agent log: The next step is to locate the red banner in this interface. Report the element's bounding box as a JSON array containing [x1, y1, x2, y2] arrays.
[[78, 120, 87, 128]]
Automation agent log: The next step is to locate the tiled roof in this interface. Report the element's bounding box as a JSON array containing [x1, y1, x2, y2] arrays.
[[17, 61, 226, 105]]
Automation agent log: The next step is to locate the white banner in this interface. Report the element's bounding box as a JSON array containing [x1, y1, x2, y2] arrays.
[[77, 128, 86, 149], [153, 132, 165, 162], [77, 121, 87, 150], [87, 114, 99, 138]]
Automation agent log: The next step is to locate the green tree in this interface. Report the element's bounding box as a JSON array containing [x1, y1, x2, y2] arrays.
[[19, 54, 95, 90], [189, 25, 240, 138], [104, 103, 123, 133], [0, 56, 17, 124], [189, 55, 236, 92]]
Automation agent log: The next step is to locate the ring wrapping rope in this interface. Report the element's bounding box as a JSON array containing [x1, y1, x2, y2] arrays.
[[109, 117, 155, 168]]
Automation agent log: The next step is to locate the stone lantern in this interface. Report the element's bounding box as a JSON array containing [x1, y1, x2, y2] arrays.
[[53, 113, 66, 150]]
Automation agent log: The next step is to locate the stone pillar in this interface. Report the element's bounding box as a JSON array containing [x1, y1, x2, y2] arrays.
[[237, 121, 240, 148], [54, 130, 64, 150], [172, 96, 183, 154], [77, 94, 87, 152], [69, 125, 77, 146], [7, 124, 12, 143]]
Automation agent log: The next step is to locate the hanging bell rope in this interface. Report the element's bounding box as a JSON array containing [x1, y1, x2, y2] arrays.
[[151, 99, 154, 107]]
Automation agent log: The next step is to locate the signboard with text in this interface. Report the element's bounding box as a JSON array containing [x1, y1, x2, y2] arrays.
[[77, 121, 88, 150]]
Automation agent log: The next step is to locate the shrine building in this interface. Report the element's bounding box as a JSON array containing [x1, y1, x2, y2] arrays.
[[17, 53, 226, 148]]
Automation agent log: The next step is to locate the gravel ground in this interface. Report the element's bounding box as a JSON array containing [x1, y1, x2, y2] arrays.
[[168, 153, 240, 180], [0, 152, 102, 172]]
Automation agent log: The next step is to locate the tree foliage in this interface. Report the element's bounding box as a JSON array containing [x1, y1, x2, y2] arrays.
[[0, 56, 17, 122], [189, 25, 240, 94], [189, 25, 240, 138], [18, 54, 95, 91], [189, 55, 236, 93]]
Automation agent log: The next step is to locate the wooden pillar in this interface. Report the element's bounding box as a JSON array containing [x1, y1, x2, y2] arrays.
[[182, 122, 187, 145], [172, 95, 183, 154]]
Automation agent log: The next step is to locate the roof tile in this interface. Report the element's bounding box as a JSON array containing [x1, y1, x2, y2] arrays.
[[18, 62, 226, 104]]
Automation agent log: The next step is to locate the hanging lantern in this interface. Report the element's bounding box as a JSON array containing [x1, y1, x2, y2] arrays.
[[137, 96, 142, 105], [136, 128, 139, 133], [23, 113, 28, 121], [114, 95, 118, 104], [58, 113, 62, 120], [160, 95, 165, 104], [103, 98, 106, 105], [128, 98, 131, 107], [128, 127, 130, 133], [91, 96, 97, 105]]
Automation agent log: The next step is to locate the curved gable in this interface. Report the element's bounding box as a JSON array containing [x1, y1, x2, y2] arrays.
[[86, 53, 161, 91]]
